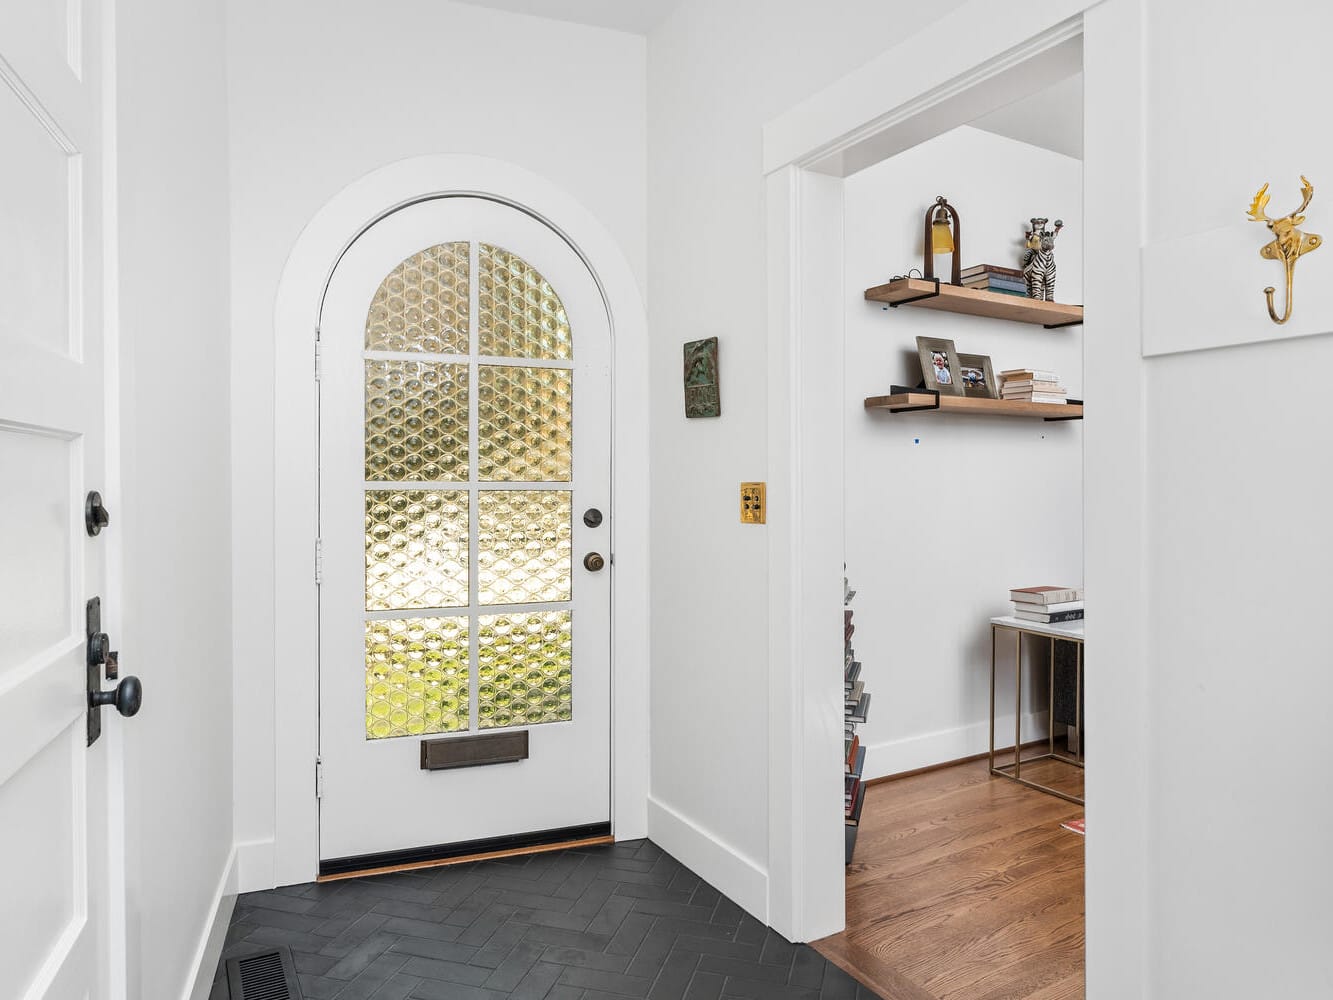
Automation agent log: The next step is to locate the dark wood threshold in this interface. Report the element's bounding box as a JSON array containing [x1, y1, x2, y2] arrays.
[[317, 833, 615, 882]]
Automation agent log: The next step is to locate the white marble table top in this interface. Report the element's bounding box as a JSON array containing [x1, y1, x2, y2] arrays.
[[990, 615, 1085, 641]]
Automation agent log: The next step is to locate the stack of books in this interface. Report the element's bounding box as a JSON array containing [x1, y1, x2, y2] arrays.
[[1009, 585, 1085, 623], [999, 369, 1068, 405], [844, 576, 870, 864], [960, 264, 1028, 297]]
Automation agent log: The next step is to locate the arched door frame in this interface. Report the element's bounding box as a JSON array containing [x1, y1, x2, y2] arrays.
[[271, 155, 649, 886]]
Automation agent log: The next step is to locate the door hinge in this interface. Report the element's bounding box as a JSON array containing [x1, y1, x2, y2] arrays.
[[315, 758, 324, 799], [314, 537, 323, 585], [314, 339, 322, 381]]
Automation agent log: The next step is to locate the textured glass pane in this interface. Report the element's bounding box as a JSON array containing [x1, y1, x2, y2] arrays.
[[477, 611, 572, 729], [366, 617, 468, 739], [477, 491, 571, 605], [365, 360, 468, 482], [365, 242, 469, 354], [478, 244, 572, 360], [478, 365, 572, 482], [366, 490, 468, 611]]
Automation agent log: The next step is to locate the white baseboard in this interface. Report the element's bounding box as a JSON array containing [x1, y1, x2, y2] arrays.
[[184, 845, 237, 1000], [236, 837, 277, 893], [646, 796, 767, 923], [865, 711, 1051, 780]]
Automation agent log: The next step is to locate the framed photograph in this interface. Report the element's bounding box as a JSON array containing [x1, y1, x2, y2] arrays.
[[915, 336, 963, 396], [957, 352, 999, 399], [683, 336, 721, 417]]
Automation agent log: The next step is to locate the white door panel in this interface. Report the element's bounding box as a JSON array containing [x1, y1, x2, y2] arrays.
[[0, 4, 111, 998], [319, 198, 611, 865]]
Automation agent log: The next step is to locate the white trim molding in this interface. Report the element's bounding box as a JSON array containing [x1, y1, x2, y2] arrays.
[[646, 797, 767, 924], [272, 154, 650, 887], [760, 0, 1150, 965], [184, 846, 237, 1000]]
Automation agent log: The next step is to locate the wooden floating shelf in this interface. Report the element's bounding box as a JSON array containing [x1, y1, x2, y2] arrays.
[[864, 277, 1083, 328], [864, 391, 1083, 421]]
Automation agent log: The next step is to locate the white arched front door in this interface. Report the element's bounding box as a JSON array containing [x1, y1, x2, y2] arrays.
[[317, 197, 612, 871]]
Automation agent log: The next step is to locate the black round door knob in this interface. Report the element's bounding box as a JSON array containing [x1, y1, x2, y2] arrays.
[[583, 552, 606, 572], [85, 491, 111, 536], [91, 675, 143, 718], [583, 508, 604, 528]]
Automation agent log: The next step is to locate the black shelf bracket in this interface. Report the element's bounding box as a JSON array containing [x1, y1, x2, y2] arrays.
[[887, 384, 941, 412], [1044, 397, 1084, 421], [1043, 307, 1085, 330], [887, 277, 941, 307]]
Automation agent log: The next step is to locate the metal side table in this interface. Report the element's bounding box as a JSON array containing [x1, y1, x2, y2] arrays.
[[989, 615, 1084, 805]]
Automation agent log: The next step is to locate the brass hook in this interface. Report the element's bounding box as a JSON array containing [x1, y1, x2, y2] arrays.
[[1262, 262, 1297, 325], [1248, 176, 1321, 325]]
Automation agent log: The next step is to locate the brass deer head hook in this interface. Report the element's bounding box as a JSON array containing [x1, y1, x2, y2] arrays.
[[1246, 175, 1322, 324]]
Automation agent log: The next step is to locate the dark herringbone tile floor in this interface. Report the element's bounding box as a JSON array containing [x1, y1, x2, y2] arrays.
[[212, 839, 882, 1000]]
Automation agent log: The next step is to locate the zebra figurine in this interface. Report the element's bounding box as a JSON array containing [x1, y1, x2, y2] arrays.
[[1022, 217, 1063, 301]]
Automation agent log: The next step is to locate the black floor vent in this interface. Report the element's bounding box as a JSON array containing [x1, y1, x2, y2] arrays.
[[225, 946, 302, 1000]]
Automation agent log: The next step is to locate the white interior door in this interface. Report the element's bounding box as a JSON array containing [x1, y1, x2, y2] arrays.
[[318, 197, 612, 867], [0, 3, 115, 998]]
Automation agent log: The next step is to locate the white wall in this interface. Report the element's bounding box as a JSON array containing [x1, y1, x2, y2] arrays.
[[226, 0, 646, 883], [645, 0, 968, 919], [1132, 2, 1333, 993], [844, 126, 1083, 777], [114, 0, 235, 995]]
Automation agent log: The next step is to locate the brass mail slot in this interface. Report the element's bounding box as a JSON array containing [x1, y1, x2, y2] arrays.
[[420, 731, 529, 771]]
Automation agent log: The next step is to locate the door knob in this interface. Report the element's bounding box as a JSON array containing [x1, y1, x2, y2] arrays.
[[583, 552, 605, 572], [91, 676, 143, 718], [85, 490, 111, 536]]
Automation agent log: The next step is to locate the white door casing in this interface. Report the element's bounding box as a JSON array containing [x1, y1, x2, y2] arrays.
[[318, 196, 612, 864], [0, 3, 115, 998]]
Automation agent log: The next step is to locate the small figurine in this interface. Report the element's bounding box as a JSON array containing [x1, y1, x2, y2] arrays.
[[1022, 217, 1063, 301]]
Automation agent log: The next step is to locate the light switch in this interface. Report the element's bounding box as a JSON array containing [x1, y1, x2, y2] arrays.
[[740, 482, 766, 524]]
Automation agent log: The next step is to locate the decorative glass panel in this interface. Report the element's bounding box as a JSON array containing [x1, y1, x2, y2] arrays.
[[477, 491, 571, 605], [478, 365, 572, 482], [365, 242, 469, 354], [477, 611, 572, 729], [366, 617, 468, 739], [365, 490, 468, 611], [478, 244, 572, 360], [365, 360, 469, 482]]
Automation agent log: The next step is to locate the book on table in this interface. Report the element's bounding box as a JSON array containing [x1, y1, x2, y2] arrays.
[[1013, 599, 1083, 615], [1010, 585, 1084, 605], [1014, 608, 1084, 623]]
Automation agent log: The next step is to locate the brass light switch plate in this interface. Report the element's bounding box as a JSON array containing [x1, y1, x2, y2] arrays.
[[741, 482, 766, 524]]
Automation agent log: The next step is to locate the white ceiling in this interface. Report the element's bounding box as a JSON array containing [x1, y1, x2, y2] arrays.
[[969, 73, 1084, 160], [451, 0, 680, 34]]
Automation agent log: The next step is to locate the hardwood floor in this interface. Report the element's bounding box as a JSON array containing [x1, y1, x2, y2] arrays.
[[815, 754, 1085, 999]]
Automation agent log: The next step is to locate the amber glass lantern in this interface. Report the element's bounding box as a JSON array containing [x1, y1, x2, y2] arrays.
[[922, 195, 961, 285]]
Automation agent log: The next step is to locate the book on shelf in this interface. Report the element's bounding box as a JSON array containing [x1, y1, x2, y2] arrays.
[[963, 276, 1028, 293], [844, 622, 855, 642], [844, 776, 860, 808], [845, 733, 859, 766], [1000, 379, 1062, 391], [1005, 394, 1068, 405], [961, 263, 1024, 280], [1000, 369, 1059, 383], [846, 692, 871, 724], [1002, 383, 1065, 395], [845, 782, 867, 825], [1010, 586, 1084, 605], [846, 744, 866, 778], [1013, 599, 1083, 615], [844, 680, 865, 704], [1014, 608, 1084, 623], [844, 661, 862, 688]]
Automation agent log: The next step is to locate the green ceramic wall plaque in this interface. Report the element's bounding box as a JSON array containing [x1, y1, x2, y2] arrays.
[[683, 336, 720, 418]]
